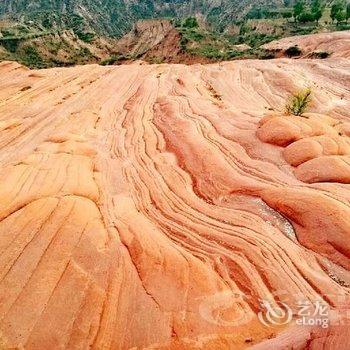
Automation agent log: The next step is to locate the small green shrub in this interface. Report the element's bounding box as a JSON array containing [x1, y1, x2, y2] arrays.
[[257, 49, 276, 60], [183, 29, 204, 42], [195, 45, 226, 59], [99, 55, 121, 66], [285, 88, 312, 116], [285, 45, 302, 57], [311, 51, 330, 59], [76, 31, 95, 43], [182, 17, 199, 29], [1, 29, 12, 37], [21, 46, 46, 68], [148, 56, 164, 64], [1, 38, 21, 52]]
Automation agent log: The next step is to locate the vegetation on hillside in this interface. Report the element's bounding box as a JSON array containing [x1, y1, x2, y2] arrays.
[[0, 0, 349, 67], [172, 0, 350, 62]]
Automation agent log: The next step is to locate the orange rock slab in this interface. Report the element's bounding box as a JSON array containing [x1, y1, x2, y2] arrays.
[[0, 57, 349, 349]]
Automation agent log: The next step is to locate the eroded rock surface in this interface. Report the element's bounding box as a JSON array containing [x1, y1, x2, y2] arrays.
[[0, 58, 350, 349], [262, 30, 350, 58]]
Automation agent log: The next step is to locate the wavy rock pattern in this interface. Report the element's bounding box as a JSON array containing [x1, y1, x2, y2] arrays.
[[0, 57, 350, 349]]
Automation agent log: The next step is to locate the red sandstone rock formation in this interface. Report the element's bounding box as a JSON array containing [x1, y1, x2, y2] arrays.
[[0, 53, 349, 349], [262, 30, 350, 58]]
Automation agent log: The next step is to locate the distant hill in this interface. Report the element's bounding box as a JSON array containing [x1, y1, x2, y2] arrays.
[[0, 0, 349, 68], [0, 0, 284, 37]]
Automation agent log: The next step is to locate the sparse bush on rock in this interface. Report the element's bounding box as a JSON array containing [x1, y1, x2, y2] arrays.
[[285, 88, 312, 116]]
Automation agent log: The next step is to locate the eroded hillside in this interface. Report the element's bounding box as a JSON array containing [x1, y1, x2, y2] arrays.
[[0, 51, 349, 349]]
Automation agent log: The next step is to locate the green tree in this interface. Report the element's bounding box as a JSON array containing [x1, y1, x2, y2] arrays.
[[331, 1, 345, 23], [335, 9, 346, 23], [294, 1, 305, 22], [346, 3, 350, 21], [282, 11, 293, 19], [299, 11, 315, 23], [311, 0, 324, 23]]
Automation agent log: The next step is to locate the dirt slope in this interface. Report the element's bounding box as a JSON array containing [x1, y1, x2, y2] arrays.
[[115, 19, 212, 64], [0, 56, 349, 349], [116, 20, 181, 59]]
